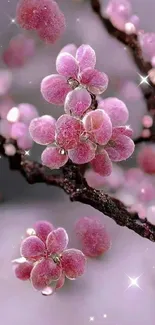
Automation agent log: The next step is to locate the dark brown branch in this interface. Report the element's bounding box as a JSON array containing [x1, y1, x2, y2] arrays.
[[90, 0, 155, 144], [1, 135, 155, 242]]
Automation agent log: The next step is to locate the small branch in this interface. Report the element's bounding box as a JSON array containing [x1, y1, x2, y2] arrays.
[[90, 0, 155, 143], [1, 135, 155, 242]]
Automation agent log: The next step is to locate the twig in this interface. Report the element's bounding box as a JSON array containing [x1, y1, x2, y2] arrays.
[[1, 135, 155, 242], [89, 0, 155, 144]]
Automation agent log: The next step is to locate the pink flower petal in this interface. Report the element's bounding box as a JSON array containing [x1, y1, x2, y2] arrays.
[[60, 44, 77, 57], [112, 126, 133, 138], [41, 146, 68, 169], [79, 68, 108, 95], [41, 74, 71, 105], [68, 140, 96, 164], [91, 149, 112, 176], [105, 135, 135, 161], [56, 53, 79, 79], [46, 228, 69, 254], [98, 97, 129, 126], [31, 258, 62, 290], [29, 115, 56, 145], [76, 44, 96, 71]]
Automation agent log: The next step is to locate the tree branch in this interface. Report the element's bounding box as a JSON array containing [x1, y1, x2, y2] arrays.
[[1, 0, 155, 243], [1, 135, 155, 242], [90, 0, 155, 144]]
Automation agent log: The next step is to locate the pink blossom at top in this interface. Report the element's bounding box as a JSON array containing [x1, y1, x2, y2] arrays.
[[13, 221, 87, 294], [41, 44, 108, 105], [30, 44, 135, 175], [16, 0, 66, 44]]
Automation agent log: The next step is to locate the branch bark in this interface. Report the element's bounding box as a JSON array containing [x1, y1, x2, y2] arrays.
[[1, 135, 155, 243]]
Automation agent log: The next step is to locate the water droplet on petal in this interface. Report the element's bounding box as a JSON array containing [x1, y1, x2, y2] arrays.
[[41, 286, 55, 296], [26, 228, 36, 236]]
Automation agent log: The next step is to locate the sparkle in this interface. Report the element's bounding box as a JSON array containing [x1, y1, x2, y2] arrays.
[[126, 274, 143, 290], [5, 13, 18, 27], [138, 73, 150, 86], [103, 314, 107, 318], [25, 150, 30, 156], [89, 316, 95, 322]]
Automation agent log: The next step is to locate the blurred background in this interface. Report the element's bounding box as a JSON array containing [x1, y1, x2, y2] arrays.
[[0, 0, 155, 324]]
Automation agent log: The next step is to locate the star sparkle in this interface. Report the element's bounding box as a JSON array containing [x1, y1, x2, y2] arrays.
[[126, 274, 143, 290], [89, 316, 95, 322], [24, 150, 30, 156], [138, 73, 150, 87]]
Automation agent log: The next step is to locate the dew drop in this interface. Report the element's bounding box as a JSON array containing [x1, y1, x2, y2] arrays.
[[41, 286, 55, 296], [26, 228, 36, 236]]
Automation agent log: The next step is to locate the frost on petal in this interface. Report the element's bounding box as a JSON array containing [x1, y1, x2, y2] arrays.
[[18, 103, 38, 125], [75, 217, 111, 257], [91, 149, 112, 176], [61, 249, 86, 279], [112, 126, 133, 138], [34, 220, 54, 243], [20, 236, 45, 261], [46, 228, 69, 254], [60, 44, 77, 57], [13, 260, 33, 280], [56, 53, 79, 79], [105, 135, 135, 161], [79, 68, 108, 95], [31, 258, 62, 290], [83, 109, 112, 145], [55, 114, 84, 150], [41, 146, 68, 169], [29, 115, 56, 145], [98, 97, 129, 126], [68, 140, 96, 164], [76, 44, 96, 71], [64, 88, 91, 117], [41, 74, 71, 105]]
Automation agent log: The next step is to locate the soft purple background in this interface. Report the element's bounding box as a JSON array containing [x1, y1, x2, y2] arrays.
[[0, 0, 155, 324]]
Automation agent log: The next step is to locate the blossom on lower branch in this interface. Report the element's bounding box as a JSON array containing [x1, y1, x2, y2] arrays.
[[29, 44, 135, 176], [12, 221, 87, 295]]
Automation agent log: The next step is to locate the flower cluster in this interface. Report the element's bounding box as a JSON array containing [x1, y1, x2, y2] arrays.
[[29, 44, 134, 176], [0, 102, 38, 154], [13, 221, 87, 295], [2, 34, 35, 68], [105, 0, 139, 34], [16, 0, 66, 44]]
